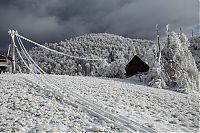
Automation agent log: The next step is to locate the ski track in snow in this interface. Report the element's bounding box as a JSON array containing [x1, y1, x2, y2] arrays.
[[0, 74, 199, 132]]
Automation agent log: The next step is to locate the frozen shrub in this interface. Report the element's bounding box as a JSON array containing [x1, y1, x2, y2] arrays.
[[97, 60, 110, 77], [85, 63, 91, 76], [77, 64, 83, 76]]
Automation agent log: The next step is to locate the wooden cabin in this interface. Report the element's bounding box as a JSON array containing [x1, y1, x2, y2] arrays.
[[0, 53, 11, 73], [125, 55, 149, 77]]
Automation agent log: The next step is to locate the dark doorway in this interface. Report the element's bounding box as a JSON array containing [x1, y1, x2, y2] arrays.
[[125, 55, 149, 77]]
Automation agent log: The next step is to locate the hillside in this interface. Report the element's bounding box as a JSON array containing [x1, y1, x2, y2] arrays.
[[0, 74, 199, 132], [25, 33, 157, 76], [17, 32, 199, 92]]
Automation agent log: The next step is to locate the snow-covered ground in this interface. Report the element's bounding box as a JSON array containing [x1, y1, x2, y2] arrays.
[[0, 74, 199, 132]]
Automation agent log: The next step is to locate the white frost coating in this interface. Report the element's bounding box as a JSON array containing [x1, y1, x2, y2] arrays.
[[15, 44, 150, 132], [0, 74, 199, 132], [16, 36, 46, 74], [16, 32, 199, 92], [161, 32, 199, 92], [16, 33, 107, 61]]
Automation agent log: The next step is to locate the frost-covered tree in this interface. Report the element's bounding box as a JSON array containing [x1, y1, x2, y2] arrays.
[[77, 64, 83, 76], [85, 63, 91, 76], [161, 32, 199, 92], [107, 60, 126, 78], [90, 64, 97, 76], [97, 60, 110, 77], [18, 32, 199, 92]]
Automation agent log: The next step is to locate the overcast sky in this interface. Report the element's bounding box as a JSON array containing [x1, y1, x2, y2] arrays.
[[0, 0, 199, 52]]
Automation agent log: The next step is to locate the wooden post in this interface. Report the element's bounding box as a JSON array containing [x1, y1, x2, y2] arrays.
[[156, 24, 160, 51]]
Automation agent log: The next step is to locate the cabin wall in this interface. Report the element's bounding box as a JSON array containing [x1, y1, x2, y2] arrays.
[[0, 59, 10, 73]]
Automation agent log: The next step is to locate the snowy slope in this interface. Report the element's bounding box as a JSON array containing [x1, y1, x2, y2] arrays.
[[16, 32, 199, 93], [22, 33, 157, 77], [0, 74, 199, 132], [0, 74, 127, 132]]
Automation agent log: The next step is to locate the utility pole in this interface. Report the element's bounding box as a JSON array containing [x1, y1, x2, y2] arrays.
[[180, 27, 182, 36], [156, 24, 161, 66], [8, 30, 16, 74], [7, 44, 11, 57], [166, 24, 170, 45], [179, 27, 182, 38], [192, 29, 194, 37]]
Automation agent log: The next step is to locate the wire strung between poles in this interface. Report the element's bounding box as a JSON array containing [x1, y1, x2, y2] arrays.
[[13, 30, 156, 133], [15, 33, 107, 61], [16, 41, 156, 133], [15, 44, 139, 132], [16, 36, 46, 74]]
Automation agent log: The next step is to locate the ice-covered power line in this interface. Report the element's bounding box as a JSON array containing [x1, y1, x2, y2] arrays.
[[14, 36, 155, 132], [15, 46, 32, 73], [16, 36, 46, 74], [15, 32, 107, 61], [15, 44, 144, 133]]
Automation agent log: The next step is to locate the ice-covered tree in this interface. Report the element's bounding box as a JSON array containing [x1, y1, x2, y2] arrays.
[[77, 64, 83, 76], [19, 32, 199, 92], [97, 60, 110, 77], [85, 63, 91, 76], [161, 32, 199, 92]]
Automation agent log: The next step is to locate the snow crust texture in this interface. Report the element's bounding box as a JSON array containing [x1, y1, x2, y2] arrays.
[[0, 74, 125, 132], [0, 74, 199, 132]]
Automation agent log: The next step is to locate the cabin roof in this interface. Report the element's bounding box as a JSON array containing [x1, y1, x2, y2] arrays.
[[125, 55, 150, 77]]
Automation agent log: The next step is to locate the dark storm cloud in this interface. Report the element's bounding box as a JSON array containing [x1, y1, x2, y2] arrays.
[[0, 0, 198, 52]]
